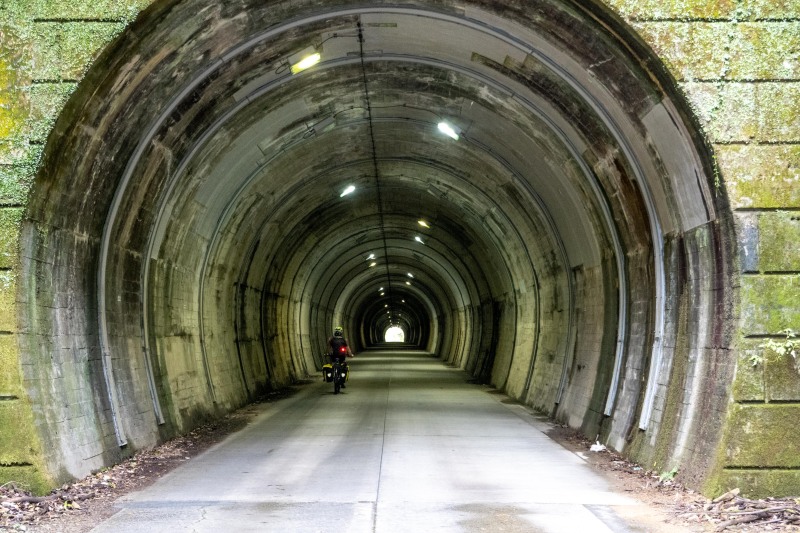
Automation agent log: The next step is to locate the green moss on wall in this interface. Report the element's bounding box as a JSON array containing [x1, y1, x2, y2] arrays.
[[716, 145, 800, 209], [0, 465, 50, 496], [732, 341, 764, 401], [0, 50, 26, 140], [632, 22, 800, 82], [0, 271, 15, 331], [602, 0, 800, 20], [718, 470, 800, 499], [765, 344, 800, 401], [0, 207, 23, 269], [0, 335, 22, 395], [740, 275, 800, 334], [26, 82, 77, 142], [681, 82, 800, 143], [0, 400, 49, 485], [26, 0, 153, 22], [601, 0, 736, 20], [758, 212, 800, 271], [30, 22, 127, 81], [0, 164, 36, 205], [725, 404, 800, 467]]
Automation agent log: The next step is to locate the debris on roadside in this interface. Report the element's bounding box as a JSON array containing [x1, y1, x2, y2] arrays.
[[551, 425, 800, 532], [0, 413, 250, 531], [674, 488, 800, 531]]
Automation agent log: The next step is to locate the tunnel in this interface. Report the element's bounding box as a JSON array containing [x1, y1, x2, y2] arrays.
[[16, 0, 737, 491]]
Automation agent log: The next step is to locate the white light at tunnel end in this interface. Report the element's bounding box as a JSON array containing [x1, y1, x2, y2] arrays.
[[385, 326, 405, 343], [340, 185, 356, 197], [437, 121, 459, 140]]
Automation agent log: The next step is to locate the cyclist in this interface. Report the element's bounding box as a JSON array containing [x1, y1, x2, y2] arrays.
[[327, 327, 354, 386]]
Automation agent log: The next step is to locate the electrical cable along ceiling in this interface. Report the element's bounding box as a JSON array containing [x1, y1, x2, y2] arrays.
[[22, 0, 725, 478]]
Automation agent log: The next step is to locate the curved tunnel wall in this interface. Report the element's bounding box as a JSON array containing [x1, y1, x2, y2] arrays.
[[9, 0, 750, 495]]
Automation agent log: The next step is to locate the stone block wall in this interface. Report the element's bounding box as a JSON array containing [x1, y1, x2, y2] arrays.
[[604, 0, 800, 496]]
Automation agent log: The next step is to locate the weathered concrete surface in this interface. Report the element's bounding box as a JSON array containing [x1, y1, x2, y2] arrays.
[[0, 0, 797, 500], [88, 351, 672, 533]]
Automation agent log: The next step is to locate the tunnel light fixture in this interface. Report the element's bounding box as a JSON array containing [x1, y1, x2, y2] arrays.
[[367, 253, 376, 261], [378, 286, 384, 291], [414, 236, 425, 244], [340, 185, 356, 197], [405, 281, 411, 286], [384, 304, 388, 308], [380, 292, 385, 296], [418, 219, 430, 228], [437, 121, 460, 140], [369, 262, 377, 268], [401, 299, 405, 303], [289, 48, 321, 74], [407, 272, 414, 278]]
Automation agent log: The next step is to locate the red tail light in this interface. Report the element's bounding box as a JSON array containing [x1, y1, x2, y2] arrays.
[[339, 347, 346, 353]]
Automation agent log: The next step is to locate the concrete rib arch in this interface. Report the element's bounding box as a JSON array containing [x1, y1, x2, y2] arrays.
[[16, 0, 735, 494]]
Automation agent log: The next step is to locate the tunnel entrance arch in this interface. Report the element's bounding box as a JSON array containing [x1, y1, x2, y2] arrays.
[[15, 0, 738, 493]]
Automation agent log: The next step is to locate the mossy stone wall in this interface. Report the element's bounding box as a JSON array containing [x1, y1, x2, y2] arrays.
[[604, 0, 800, 496], [0, 0, 798, 495]]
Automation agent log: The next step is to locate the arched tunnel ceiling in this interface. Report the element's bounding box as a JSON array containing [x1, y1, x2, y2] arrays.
[[129, 4, 646, 335], [21, 0, 727, 465]]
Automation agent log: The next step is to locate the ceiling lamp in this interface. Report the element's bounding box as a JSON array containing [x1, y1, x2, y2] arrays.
[[437, 122, 460, 140], [414, 236, 425, 244], [340, 185, 356, 197], [290, 48, 321, 74], [418, 219, 430, 228]]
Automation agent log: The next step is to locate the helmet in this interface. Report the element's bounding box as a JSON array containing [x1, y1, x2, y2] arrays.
[[333, 326, 343, 337]]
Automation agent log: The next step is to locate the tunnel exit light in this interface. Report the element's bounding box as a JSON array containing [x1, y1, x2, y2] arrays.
[[437, 122, 459, 140]]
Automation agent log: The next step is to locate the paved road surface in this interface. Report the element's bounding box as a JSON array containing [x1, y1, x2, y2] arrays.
[[90, 350, 661, 532]]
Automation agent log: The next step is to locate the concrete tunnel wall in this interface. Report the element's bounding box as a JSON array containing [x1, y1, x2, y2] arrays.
[[1, 0, 799, 497]]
